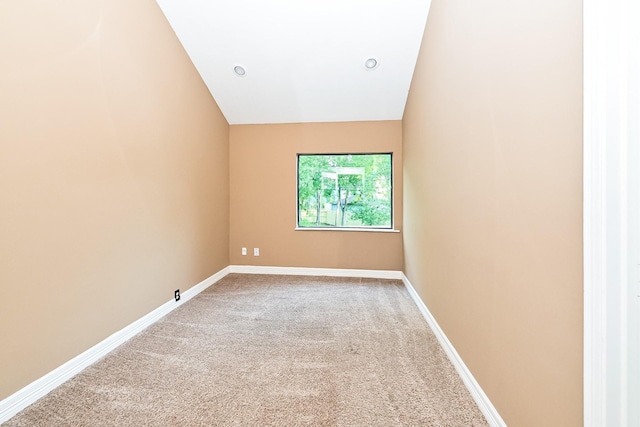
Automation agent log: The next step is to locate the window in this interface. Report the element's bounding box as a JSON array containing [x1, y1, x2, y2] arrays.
[[297, 153, 392, 229]]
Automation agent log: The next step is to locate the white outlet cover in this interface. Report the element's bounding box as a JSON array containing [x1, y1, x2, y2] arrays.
[[242, 247, 247, 255], [254, 248, 259, 256]]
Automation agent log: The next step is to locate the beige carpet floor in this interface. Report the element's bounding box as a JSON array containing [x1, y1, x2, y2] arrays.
[[4, 274, 488, 426]]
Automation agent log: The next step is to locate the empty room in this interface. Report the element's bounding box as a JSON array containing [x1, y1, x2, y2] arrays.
[[1, 0, 637, 426]]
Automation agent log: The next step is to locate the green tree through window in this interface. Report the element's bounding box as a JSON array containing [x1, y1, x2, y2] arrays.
[[297, 153, 392, 229]]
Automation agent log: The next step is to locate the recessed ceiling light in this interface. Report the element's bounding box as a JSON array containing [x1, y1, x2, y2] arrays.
[[364, 57, 379, 70], [233, 65, 246, 77]]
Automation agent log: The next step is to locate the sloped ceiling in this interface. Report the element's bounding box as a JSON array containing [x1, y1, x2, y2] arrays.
[[156, 0, 430, 125]]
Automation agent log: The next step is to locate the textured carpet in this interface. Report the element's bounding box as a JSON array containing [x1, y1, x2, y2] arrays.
[[4, 274, 488, 426]]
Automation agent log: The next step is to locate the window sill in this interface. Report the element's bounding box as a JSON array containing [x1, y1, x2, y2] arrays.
[[295, 227, 400, 233]]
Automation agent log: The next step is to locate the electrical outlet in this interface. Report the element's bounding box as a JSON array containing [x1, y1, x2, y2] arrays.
[[174, 289, 180, 301], [254, 248, 259, 256], [242, 247, 247, 256]]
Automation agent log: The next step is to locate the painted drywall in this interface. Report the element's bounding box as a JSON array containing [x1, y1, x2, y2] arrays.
[[229, 122, 402, 270], [0, 0, 229, 400], [402, 1, 583, 426]]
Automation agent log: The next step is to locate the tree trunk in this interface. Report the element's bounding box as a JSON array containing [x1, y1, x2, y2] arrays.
[[340, 189, 349, 226], [315, 190, 321, 226]]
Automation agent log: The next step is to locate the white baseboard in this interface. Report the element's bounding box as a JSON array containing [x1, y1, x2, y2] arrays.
[[401, 273, 507, 427], [1, 266, 503, 426], [0, 266, 230, 424], [228, 264, 403, 280]]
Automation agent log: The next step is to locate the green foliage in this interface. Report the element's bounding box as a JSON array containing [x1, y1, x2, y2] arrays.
[[350, 199, 391, 226], [298, 155, 328, 204], [297, 153, 392, 228]]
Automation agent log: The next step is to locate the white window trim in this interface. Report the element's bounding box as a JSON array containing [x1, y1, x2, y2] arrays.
[[296, 153, 394, 231], [294, 227, 400, 233]]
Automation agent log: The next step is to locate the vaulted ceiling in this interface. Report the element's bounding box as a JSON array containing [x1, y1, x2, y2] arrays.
[[156, 0, 430, 125]]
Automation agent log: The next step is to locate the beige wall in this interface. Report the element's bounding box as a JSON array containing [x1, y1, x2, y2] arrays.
[[402, 1, 583, 426], [0, 0, 229, 400], [0, 0, 584, 421], [230, 122, 402, 270]]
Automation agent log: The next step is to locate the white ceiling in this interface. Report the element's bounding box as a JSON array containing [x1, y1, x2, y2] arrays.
[[155, 0, 430, 125]]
